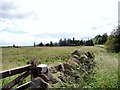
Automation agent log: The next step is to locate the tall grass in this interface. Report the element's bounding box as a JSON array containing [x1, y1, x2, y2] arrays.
[[84, 52, 118, 88], [1, 46, 118, 88], [2, 47, 75, 70]]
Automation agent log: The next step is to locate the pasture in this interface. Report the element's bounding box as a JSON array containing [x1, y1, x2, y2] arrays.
[[1, 46, 119, 88]]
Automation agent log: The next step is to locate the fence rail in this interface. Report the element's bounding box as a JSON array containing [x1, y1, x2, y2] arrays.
[[0, 59, 39, 90], [15, 81, 32, 90], [0, 64, 32, 79]]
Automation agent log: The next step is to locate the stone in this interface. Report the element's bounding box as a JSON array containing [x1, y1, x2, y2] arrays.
[[31, 77, 48, 90], [71, 50, 81, 57], [49, 66, 57, 73], [85, 52, 95, 58], [63, 63, 72, 70]]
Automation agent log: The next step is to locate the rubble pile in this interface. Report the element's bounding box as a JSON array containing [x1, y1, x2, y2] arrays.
[[48, 49, 96, 88], [70, 50, 95, 73]]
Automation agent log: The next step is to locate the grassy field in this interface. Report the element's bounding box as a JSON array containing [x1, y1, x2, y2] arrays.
[[1, 46, 119, 88]]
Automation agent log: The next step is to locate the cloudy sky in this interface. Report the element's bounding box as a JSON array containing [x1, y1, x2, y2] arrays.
[[0, 0, 119, 46]]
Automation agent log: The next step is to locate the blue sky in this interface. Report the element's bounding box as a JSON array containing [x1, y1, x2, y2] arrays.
[[0, 0, 119, 46]]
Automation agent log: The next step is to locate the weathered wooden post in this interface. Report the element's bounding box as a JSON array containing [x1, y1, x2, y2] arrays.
[[30, 60, 49, 90], [30, 59, 38, 80]]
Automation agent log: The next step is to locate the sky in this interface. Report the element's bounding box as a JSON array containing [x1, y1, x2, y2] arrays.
[[0, 0, 119, 46]]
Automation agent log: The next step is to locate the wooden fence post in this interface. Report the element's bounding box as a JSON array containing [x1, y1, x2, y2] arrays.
[[30, 59, 38, 80]]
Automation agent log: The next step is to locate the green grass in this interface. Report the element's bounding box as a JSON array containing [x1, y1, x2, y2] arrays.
[[84, 52, 118, 88], [1, 46, 119, 88], [2, 47, 76, 70]]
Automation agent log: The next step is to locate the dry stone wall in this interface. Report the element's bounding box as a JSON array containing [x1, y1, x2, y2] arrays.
[[47, 49, 96, 88]]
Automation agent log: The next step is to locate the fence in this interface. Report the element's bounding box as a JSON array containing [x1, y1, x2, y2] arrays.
[[0, 59, 40, 90]]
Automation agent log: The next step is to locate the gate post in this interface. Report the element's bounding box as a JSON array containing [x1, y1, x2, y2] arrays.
[[30, 59, 38, 80]]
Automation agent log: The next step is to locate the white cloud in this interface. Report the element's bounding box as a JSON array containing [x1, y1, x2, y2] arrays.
[[0, 0, 119, 46]]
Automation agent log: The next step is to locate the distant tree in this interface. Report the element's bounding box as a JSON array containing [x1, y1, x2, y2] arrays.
[[37, 42, 44, 46], [50, 41, 53, 47], [101, 33, 108, 44], [97, 37, 103, 44], [34, 42, 36, 47], [85, 40, 94, 46], [63, 38, 67, 46], [13, 44, 15, 47], [75, 40, 80, 46], [66, 38, 72, 46], [93, 33, 108, 45], [54, 42, 59, 46], [80, 40, 84, 45], [93, 35, 101, 44], [72, 37, 75, 44], [59, 39, 63, 46], [45, 43, 50, 46]]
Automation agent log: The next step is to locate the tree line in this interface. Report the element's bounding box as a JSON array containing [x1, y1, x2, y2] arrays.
[[36, 38, 94, 47], [12, 25, 119, 53], [35, 33, 108, 47], [92, 33, 108, 45]]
